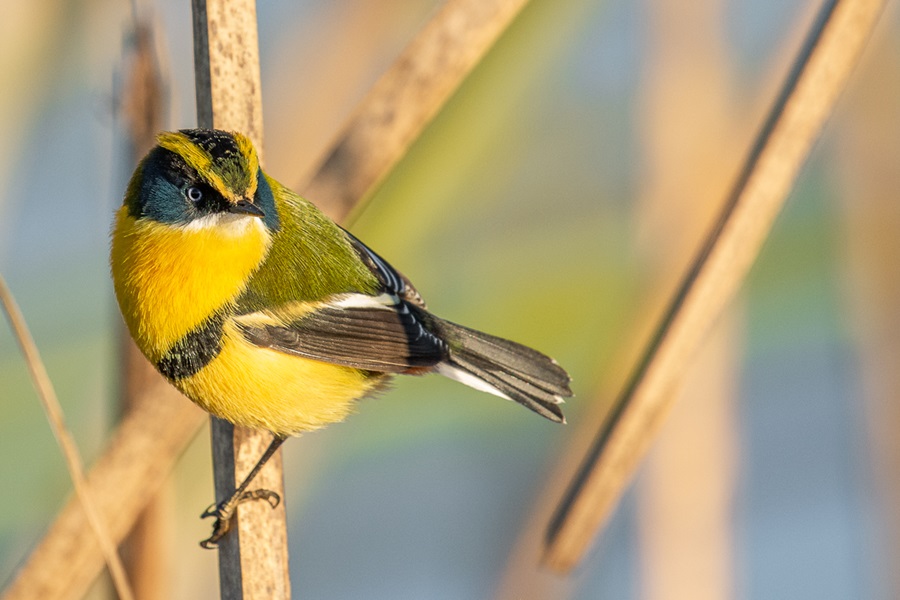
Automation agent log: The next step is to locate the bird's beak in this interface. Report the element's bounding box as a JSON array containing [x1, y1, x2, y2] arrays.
[[228, 199, 265, 218]]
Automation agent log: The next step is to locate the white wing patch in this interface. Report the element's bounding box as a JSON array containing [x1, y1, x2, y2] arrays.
[[327, 293, 399, 311]]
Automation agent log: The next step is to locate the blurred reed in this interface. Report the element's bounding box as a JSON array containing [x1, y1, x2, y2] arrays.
[[0, 276, 134, 600], [634, 1, 739, 598], [544, 0, 888, 573], [493, 0, 746, 595], [117, 15, 172, 600], [836, 15, 900, 598]]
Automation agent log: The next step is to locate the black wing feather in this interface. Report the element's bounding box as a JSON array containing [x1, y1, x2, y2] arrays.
[[238, 303, 446, 372], [342, 227, 427, 307], [238, 229, 443, 371]]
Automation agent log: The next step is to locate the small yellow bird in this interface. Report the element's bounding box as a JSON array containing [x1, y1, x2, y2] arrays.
[[111, 129, 571, 546]]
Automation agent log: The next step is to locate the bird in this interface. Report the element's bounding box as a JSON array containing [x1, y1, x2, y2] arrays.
[[110, 128, 572, 547]]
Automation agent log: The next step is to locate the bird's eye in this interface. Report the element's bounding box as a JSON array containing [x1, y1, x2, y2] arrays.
[[186, 186, 203, 203]]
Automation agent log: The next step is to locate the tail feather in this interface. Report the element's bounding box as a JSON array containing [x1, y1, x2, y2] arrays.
[[430, 318, 572, 423], [453, 351, 565, 405], [442, 356, 566, 423]]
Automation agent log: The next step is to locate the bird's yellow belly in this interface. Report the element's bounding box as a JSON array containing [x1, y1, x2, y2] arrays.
[[174, 322, 382, 436]]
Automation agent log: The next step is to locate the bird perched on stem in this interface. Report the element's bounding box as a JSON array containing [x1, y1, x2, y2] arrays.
[[111, 128, 571, 547]]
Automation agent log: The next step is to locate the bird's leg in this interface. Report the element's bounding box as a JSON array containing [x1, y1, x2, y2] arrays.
[[200, 434, 288, 549]]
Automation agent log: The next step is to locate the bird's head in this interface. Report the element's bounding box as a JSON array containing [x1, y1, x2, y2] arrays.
[[125, 128, 280, 233]]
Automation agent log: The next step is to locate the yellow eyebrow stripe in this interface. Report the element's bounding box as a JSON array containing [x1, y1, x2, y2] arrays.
[[235, 133, 259, 197], [156, 131, 260, 201], [157, 131, 229, 196]]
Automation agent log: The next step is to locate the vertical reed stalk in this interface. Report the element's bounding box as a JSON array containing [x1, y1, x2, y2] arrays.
[[192, 0, 292, 597], [835, 22, 900, 597], [117, 17, 171, 600]]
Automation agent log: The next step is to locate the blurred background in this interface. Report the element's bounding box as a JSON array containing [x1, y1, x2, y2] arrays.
[[1, 0, 898, 598]]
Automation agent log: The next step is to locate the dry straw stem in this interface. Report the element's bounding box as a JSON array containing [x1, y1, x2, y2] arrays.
[[544, 0, 887, 573], [1, 1, 534, 598], [1, 380, 203, 600], [302, 0, 532, 221], [0, 276, 135, 600]]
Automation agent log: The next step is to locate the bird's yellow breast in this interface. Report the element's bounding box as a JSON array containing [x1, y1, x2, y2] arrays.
[[110, 207, 271, 362], [175, 320, 383, 435]]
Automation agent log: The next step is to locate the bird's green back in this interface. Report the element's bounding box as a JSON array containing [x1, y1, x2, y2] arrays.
[[236, 175, 380, 313]]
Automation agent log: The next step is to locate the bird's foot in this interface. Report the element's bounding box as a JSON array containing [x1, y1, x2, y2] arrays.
[[199, 489, 281, 549]]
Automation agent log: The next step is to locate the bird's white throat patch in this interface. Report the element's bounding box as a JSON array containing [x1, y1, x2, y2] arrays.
[[180, 212, 266, 236]]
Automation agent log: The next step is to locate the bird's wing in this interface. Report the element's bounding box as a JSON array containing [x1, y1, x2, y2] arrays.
[[340, 227, 428, 309], [235, 228, 445, 372], [235, 294, 446, 372]]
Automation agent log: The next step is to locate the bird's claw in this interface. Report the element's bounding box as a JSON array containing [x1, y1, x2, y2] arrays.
[[245, 488, 281, 509], [199, 515, 233, 549], [198, 489, 282, 549]]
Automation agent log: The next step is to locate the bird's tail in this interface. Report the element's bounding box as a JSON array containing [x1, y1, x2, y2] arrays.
[[429, 318, 572, 423]]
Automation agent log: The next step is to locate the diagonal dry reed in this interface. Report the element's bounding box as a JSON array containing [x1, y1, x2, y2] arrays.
[[301, 0, 534, 222], [543, 0, 888, 573], [0, 276, 135, 600]]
